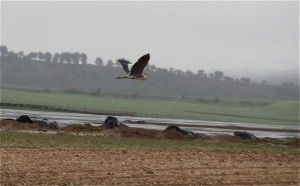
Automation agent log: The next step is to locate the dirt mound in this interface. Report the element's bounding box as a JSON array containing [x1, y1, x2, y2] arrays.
[[60, 122, 206, 140], [57, 123, 182, 140], [62, 123, 103, 132], [160, 128, 189, 139], [114, 127, 208, 140], [61, 125, 203, 140], [0, 119, 39, 130], [117, 127, 160, 139], [0, 119, 221, 140], [293, 138, 300, 148]]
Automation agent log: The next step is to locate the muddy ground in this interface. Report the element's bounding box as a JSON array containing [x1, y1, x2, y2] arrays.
[[1, 147, 300, 185], [1, 119, 300, 185]]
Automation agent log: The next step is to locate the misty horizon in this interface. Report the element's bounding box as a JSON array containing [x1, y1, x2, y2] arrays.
[[1, 1, 299, 84], [2, 45, 298, 85]]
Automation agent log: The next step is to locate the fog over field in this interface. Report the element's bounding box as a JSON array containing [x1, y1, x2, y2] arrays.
[[1, 1, 299, 85]]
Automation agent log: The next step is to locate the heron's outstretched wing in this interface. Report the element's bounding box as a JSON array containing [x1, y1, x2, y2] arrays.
[[118, 59, 131, 74], [130, 53, 150, 76]]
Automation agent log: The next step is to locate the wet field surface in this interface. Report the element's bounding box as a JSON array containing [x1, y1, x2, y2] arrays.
[[1, 109, 299, 138]]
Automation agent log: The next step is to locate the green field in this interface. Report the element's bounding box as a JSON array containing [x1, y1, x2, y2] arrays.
[[1, 88, 299, 125]]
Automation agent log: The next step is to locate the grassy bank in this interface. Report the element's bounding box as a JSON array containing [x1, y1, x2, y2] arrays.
[[1, 130, 299, 154], [1, 88, 299, 125]]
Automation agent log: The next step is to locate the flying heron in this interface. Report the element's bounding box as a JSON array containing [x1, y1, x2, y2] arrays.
[[116, 53, 151, 80]]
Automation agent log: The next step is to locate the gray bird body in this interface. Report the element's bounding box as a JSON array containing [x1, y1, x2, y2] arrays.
[[116, 53, 151, 80]]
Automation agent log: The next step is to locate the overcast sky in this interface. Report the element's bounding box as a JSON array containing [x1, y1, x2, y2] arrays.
[[1, 1, 299, 81]]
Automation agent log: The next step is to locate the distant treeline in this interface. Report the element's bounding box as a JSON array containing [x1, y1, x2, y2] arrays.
[[0, 46, 298, 100]]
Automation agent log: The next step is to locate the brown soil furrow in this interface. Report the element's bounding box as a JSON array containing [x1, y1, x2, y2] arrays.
[[2, 174, 299, 186], [3, 167, 299, 176], [1, 147, 299, 185]]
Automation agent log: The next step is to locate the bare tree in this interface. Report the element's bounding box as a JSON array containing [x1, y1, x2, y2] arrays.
[[197, 70, 205, 78], [72, 52, 81, 65], [52, 53, 60, 63], [7, 51, 19, 61], [0, 46, 8, 57], [185, 70, 194, 77], [60, 52, 72, 64], [214, 71, 224, 80], [27, 52, 38, 60], [240, 77, 251, 84], [106, 59, 113, 67], [38, 52, 44, 61], [80, 53, 87, 65], [224, 76, 234, 82], [17, 51, 24, 58], [95, 57, 104, 66], [44, 52, 52, 63]]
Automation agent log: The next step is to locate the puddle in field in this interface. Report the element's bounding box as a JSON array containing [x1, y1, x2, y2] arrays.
[[0, 108, 299, 138]]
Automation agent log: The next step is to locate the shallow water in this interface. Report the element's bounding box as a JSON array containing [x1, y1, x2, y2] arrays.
[[1, 108, 299, 138]]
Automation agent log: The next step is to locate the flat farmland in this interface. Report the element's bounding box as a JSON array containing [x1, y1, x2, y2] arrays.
[[1, 130, 299, 185], [1, 88, 299, 125]]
